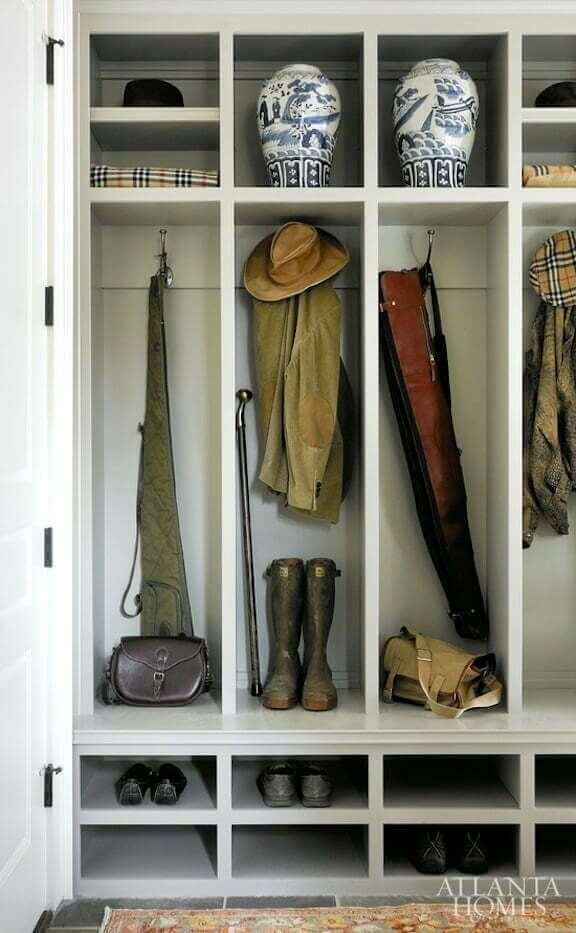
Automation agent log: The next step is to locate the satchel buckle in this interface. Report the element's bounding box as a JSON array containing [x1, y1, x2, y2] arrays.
[[416, 650, 432, 662], [153, 670, 166, 697]]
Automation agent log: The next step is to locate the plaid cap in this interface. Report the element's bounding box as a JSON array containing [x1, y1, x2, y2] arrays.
[[530, 229, 576, 307]]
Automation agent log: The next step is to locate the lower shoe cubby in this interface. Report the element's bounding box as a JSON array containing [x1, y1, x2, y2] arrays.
[[232, 755, 368, 810], [79, 756, 217, 813], [383, 755, 520, 809], [231, 825, 369, 879], [383, 824, 519, 878], [80, 825, 218, 884], [535, 756, 576, 807], [536, 825, 576, 877]]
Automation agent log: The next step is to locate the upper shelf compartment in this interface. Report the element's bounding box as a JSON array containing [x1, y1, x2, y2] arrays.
[[234, 34, 364, 188], [90, 34, 220, 108], [89, 34, 220, 179], [523, 36, 576, 108], [378, 35, 508, 188]]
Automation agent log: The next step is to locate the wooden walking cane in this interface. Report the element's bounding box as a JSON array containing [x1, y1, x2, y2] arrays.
[[236, 389, 263, 697]]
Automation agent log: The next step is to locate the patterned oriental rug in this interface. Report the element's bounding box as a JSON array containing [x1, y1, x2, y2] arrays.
[[99, 903, 576, 932]]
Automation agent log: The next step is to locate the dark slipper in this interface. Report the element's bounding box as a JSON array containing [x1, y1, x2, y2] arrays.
[[116, 763, 154, 806], [151, 763, 187, 805]]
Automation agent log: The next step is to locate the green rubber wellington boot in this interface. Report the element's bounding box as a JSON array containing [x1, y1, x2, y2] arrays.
[[262, 558, 305, 710], [302, 559, 340, 711]]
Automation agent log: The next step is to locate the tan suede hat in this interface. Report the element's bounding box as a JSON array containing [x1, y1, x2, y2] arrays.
[[244, 222, 350, 301]]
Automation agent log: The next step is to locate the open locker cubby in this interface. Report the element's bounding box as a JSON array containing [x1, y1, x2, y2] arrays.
[[383, 755, 520, 809], [383, 824, 520, 878], [523, 123, 576, 174], [232, 755, 368, 810], [80, 756, 217, 813], [83, 201, 222, 712], [522, 205, 576, 703], [535, 755, 576, 808], [522, 36, 576, 108], [536, 824, 576, 877], [378, 35, 508, 188], [234, 201, 364, 709], [80, 825, 218, 893], [231, 825, 369, 879], [378, 202, 511, 709], [89, 34, 220, 176], [233, 35, 364, 188]]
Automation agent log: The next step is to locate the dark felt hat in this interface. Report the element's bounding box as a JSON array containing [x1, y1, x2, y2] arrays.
[[535, 82, 576, 108], [123, 79, 184, 107]]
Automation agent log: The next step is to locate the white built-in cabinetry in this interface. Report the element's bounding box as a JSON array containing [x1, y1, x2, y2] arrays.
[[74, 11, 576, 896]]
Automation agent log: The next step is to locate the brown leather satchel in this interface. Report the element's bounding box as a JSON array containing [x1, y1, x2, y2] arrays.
[[379, 264, 488, 641], [104, 636, 211, 706]]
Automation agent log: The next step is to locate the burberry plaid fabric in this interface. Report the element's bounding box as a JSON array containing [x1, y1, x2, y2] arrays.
[[523, 164, 576, 187], [91, 164, 219, 188], [529, 229, 576, 308]]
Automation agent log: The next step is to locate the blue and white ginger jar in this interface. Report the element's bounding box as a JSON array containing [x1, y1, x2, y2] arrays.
[[257, 63, 341, 188], [393, 59, 479, 188]]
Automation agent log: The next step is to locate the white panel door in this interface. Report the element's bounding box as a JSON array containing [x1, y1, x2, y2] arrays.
[[0, 0, 50, 929]]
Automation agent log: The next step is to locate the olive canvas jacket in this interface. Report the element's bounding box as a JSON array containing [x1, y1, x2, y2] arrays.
[[253, 282, 351, 524]]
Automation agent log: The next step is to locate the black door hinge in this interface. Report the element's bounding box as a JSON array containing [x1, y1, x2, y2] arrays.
[[43, 527, 53, 568], [45, 286, 54, 326], [46, 36, 64, 85], [43, 764, 63, 808]]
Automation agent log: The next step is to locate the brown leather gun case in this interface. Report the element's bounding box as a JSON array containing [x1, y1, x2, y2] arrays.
[[378, 264, 488, 641]]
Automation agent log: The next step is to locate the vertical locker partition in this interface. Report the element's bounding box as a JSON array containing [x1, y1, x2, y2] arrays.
[[71, 11, 576, 897]]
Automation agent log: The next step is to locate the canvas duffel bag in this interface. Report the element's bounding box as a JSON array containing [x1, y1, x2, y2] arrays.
[[381, 627, 502, 718]]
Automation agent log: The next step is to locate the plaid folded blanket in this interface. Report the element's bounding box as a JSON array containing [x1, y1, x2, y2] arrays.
[[91, 164, 219, 188], [523, 164, 576, 187]]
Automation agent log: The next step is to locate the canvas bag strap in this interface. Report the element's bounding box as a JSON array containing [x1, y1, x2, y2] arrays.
[[413, 632, 502, 719]]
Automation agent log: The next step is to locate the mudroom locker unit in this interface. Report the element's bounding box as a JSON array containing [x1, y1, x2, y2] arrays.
[[10, 2, 576, 925]]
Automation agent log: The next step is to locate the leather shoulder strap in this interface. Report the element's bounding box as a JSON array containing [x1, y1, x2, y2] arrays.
[[421, 261, 451, 407]]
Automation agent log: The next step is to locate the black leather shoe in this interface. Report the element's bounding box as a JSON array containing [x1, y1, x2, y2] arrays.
[[116, 763, 154, 805], [455, 829, 489, 874], [410, 828, 447, 874], [150, 763, 187, 805]]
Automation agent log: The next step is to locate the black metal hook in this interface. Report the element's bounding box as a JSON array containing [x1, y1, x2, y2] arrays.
[[426, 228, 436, 265]]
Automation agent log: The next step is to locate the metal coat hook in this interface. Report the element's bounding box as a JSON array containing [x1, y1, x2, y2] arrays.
[[157, 229, 174, 288]]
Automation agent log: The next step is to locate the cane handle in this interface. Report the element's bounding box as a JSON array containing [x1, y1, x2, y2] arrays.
[[236, 388, 253, 429]]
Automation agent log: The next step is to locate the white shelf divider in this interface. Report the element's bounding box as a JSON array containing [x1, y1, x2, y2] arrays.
[[522, 107, 576, 123], [90, 106, 220, 151], [219, 25, 238, 716]]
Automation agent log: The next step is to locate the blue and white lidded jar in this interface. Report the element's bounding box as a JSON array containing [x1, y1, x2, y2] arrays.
[[257, 63, 341, 188], [393, 59, 479, 188]]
